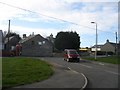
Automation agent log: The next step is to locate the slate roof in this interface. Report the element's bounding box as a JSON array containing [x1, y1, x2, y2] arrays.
[[91, 42, 119, 48], [19, 34, 53, 45], [108, 42, 118, 47], [19, 34, 43, 43], [19, 35, 35, 43], [92, 45, 103, 48]]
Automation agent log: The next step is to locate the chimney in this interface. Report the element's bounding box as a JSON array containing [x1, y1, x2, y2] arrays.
[[23, 34, 26, 38], [32, 32, 34, 35], [106, 39, 109, 43]]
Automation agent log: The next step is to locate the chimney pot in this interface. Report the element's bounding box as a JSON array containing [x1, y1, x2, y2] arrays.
[[23, 34, 26, 38]]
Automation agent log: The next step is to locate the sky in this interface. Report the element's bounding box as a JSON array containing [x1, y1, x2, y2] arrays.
[[0, 0, 119, 47]]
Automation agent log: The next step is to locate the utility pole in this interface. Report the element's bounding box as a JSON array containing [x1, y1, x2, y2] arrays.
[[115, 32, 118, 55], [8, 20, 10, 51]]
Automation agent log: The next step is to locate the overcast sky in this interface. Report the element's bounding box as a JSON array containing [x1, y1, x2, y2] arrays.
[[0, 0, 119, 47]]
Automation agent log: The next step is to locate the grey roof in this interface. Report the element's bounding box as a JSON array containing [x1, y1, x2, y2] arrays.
[[108, 42, 117, 47], [106, 39, 118, 47], [19, 34, 52, 44], [92, 42, 119, 48], [92, 45, 103, 48], [19, 35, 36, 43]]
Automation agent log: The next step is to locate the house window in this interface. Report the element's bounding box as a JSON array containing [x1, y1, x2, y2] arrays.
[[4, 44, 6, 49], [31, 41, 35, 45], [38, 42, 42, 45], [43, 41, 45, 44], [11, 46, 15, 50]]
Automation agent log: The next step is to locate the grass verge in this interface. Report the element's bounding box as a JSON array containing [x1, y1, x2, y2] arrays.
[[82, 55, 119, 64], [2, 57, 54, 88]]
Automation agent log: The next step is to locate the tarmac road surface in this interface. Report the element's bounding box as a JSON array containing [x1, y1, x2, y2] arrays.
[[40, 57, 119, 89]]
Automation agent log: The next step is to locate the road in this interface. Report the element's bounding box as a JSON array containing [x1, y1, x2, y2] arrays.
[[40, 57, 119, 88]]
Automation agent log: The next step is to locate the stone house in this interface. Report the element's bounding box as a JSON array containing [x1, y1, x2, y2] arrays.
[[4, 36, 20, 51], [90, 39, 119, 55], [19, 34, 53, 57], [47, 34, 56, 52], [2, 34, 21, 56], [0, 30, 3, 56], [101, 39, 118, 55], [0, 30, 3, 50]]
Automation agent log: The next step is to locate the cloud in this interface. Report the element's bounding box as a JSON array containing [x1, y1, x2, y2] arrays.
[[0, 24, 64, 38], [0, 0, 118, 39]]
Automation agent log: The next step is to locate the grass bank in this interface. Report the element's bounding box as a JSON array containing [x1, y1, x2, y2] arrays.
[[82, 55, 119, 64], [2, 57, 54, 88]]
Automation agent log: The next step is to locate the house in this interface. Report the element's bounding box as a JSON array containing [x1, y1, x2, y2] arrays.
[[4, 36, 20, 51], [0, 30, 3, 50], [2, 34, 21, 56], [0, 30, 3, 56], [101, 39, 118, 55], [90, 44, 104, 55], [19, 34, 53, 57], [91, 45, 103, 52], [90, 39, 119, 55], [47, 34, 55, 44], [47, 34, 56, 52]]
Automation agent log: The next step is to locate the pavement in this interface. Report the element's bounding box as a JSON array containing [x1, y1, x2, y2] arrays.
[[6, 62, 88, 89]]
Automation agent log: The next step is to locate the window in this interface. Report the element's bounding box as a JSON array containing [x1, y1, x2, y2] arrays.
[[38, 42, 42, 45], [31, 41, 35, 45], [43, 41, 45, 44], [38, 41, 45, 45]]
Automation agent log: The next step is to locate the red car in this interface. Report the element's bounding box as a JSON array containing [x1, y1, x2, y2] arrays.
[[64, 49, 80, 62]]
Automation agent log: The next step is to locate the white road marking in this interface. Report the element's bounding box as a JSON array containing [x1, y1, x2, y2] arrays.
[[105, 70, 119, 75], [99, 63, 105, 65], [67, 67, 88, 89], [67, 67, 79, 74], [81, 73, 88, 90], [80, 64, 92, 68]]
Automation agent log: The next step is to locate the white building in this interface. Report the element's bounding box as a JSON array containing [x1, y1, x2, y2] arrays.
[[91, 45, 103, 52]]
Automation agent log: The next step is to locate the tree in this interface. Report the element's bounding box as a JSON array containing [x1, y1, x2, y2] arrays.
[[4, 32, 22, 50], [5, 32, 21, 41], [54, 31, 80, 51]]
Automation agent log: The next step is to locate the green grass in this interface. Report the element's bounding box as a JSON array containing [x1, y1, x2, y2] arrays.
[[2, 57, 54, 88], [82, 55, 119, 64]]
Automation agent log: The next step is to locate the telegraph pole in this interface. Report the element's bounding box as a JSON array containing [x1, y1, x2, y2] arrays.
[[8, 20, 10, 51], [115, 32, 118, 55]]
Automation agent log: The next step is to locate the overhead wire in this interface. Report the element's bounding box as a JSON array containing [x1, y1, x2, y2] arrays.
[[0, 1, 117, 34], [0, 1, 96, 30]]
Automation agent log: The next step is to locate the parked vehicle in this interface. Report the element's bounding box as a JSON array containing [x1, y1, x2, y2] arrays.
[[64, 49, 80, 62]]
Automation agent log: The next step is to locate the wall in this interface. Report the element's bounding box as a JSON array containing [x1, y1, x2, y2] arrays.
[[101, 43, 115, 53]]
